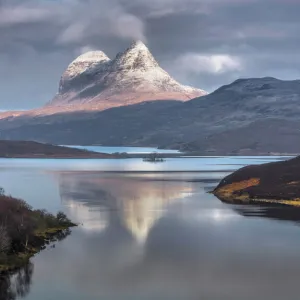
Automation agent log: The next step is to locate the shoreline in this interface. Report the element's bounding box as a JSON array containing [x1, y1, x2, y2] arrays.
[[212, 155, 300, 207], [213, 186, 300, 208], [0, 192, 77, 275], [0, 224, 77, 274], [0, 153, 294, 159]]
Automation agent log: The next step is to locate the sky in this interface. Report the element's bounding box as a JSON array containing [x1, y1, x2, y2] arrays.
[[0, 0, 300, 110]]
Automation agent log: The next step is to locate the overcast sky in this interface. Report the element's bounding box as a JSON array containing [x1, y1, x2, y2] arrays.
[[0, 0, 300, 109]]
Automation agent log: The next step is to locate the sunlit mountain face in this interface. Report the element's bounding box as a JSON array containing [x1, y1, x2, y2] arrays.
[[57, 172, 194, 241]]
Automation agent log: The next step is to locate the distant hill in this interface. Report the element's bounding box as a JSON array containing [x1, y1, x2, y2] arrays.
[[0, 141, 112, 158], [1, 77, 300, 155]]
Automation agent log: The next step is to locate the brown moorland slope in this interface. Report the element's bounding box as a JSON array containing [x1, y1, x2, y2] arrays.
[[213, 156, 300, 206]]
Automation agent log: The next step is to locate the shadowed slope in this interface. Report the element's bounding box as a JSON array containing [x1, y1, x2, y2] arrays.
[[213, 156, 300, 206]]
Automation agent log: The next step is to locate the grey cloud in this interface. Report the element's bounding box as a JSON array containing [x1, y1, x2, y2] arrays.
[[0, 6, 52, 26], [0, 0, 300, 108]]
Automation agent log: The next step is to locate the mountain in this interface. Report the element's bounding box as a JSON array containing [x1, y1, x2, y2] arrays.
[[179, 77, 300, 154], [47, 41, 207, 111], [1, 76, 300, 155]]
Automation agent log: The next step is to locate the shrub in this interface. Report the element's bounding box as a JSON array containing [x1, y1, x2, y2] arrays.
[[0, 226, 10, 253], [0, 195, 73, 255], [56, 211, 69, 223]]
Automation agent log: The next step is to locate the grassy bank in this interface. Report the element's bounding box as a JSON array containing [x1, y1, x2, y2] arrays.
[[212, 156, 300, 207], [0, 190, 76, 273]]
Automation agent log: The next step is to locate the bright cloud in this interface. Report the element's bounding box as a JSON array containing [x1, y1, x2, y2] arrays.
[[176, 53, 242, 74]]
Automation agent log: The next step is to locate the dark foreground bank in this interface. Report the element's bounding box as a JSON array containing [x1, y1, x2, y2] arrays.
[[213, 155, 300, 206], [0, 191, 76, 273]]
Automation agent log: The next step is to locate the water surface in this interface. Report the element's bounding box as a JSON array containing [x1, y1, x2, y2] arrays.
[[2, 156, 300, 300], [63, 145, 180, 154]]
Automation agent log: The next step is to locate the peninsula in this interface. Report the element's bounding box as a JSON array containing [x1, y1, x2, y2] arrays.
[[213, 156, 300, 207], [0, 191, 76, 273]]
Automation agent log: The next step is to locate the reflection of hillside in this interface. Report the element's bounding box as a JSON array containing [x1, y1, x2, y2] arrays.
[[234, 205, 300, 225], [234, 205, 300, 223], [58, 173, 193, 240]]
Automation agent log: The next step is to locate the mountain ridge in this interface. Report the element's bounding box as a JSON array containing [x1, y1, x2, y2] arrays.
[[1, 76, 300, 155], [48, 40, 207, 110]]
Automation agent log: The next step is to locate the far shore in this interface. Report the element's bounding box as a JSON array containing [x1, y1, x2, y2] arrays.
[[0, 140, 297, 159], [0, 153, 294, 159]]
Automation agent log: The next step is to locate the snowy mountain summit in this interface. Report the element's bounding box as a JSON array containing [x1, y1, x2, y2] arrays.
[[49, 41, 207, 111]]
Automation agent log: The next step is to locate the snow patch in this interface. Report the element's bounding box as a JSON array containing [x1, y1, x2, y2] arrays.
[[52, 41, 207, 108]]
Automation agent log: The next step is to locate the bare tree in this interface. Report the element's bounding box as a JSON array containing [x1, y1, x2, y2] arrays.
[[0, 225, 10, 253]]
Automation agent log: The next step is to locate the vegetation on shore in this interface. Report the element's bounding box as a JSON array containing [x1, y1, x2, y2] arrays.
[[0, 189, 76, 273], [213, 156, 300, 207]]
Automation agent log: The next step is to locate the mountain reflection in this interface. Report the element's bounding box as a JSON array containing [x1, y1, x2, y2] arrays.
[[58, 173, 193, 241], [0, 263, 33, 300]]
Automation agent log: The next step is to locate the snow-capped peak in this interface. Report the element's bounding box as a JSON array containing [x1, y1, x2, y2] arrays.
[[111, 40, 159, 71], [73, 51, 110, 63], [51, 41, 207, 110], [63, 51, 111, 80], [129, 40, 150, 52]]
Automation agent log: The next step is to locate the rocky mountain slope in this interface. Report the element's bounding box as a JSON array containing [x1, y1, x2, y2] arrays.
[[48, 41, 207, 111], [179, 77, 300, 154], [1, 77, 300, 155]]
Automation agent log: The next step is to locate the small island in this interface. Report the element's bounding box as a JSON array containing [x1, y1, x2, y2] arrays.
[[213, 156, 300, 207], [0, 189, 76, 273], [143, 152, 165, 163]]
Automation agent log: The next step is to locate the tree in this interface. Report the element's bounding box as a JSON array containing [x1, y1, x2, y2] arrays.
[[0, 225, 11, 253], [56, 211, 69, 224]]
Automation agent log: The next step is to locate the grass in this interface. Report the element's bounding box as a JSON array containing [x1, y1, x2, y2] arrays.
[[0, 253, 32, 272], [249, 198, 300, 207], [213, 178, 300, 207], [213, 178, 260, 203], [0, 225, 75, 273]]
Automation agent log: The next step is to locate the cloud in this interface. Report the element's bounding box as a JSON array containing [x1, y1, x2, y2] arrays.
[[78, 46, 97, 55], [0, 0, 146, 49], [1, 0, 300, 108], [0, 5, 53, 27], [57, 22, 88, 44], [175, 53, 242, 74], [113, 14, 146, 41]]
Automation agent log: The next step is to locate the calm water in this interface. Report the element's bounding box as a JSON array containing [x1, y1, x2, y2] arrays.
[[62, 145, 180, 154], [3, 156, 300, 300]]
